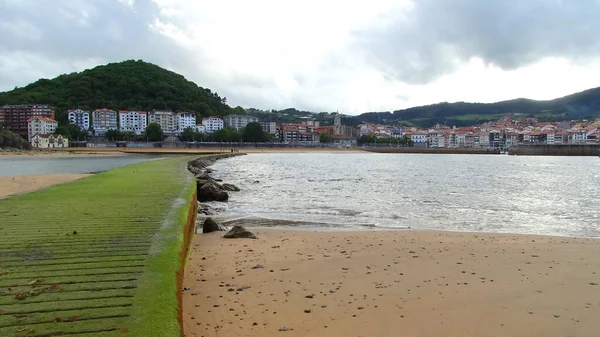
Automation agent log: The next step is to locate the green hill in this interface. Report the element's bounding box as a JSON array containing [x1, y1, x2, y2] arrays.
[[0, 60, 232, 123], [354, 87, 600, 127]]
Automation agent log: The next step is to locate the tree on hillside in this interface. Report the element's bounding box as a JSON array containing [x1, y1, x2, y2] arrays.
[[144, 123, 165, 142], [232, 106, 247, 115], [242, 122, 268, 142], [319, 132, 332, 143]]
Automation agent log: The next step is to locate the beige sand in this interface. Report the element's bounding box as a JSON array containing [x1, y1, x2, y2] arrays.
[[183, 229, 600, 337], [0, 174, 90, 197]]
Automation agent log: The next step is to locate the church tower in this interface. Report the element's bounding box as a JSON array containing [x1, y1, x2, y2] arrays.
[[334, 112, 342, 135]]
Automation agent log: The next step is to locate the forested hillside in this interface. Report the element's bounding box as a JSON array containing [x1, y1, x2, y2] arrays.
[[0, 60, 232, 123], [355, 87, 600, 127]]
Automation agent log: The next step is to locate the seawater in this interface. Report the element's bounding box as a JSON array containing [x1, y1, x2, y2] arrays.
[[0, 154, 162, 176], [208, 153, 600, 237]]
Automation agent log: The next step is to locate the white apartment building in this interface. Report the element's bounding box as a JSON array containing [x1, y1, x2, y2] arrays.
[[223, 114, 259, 130], [410, 133, 428, 147], [177, 112, 196, 132], [67, 109, 90, 130], [27, 116, 58, 141], [119, 110, 148, 135], [259, 121, 277, 135], [428, 131, 445, 148], [201, 116, 224, 133], [196, 124, 206, 133], [92, 108, 118, 136], [148, 110, 177, 134]]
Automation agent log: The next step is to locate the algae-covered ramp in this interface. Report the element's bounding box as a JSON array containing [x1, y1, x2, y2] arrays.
[[0, 157, 196, 337]]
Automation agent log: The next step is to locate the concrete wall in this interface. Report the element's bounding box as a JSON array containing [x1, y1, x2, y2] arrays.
[[508, 144, 600, 156], [365, 147, 501, 155]]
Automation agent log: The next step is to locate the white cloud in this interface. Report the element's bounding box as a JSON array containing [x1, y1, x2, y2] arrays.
[[1, 0, 600, 115]]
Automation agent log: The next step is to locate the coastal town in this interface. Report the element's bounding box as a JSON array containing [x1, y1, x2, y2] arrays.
[[1, 103, 600, 149]]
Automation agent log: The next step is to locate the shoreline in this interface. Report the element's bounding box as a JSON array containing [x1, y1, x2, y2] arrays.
[[241, 225, 600, 240], [0, 173, 91, 198], [183, 228, 600, 337]]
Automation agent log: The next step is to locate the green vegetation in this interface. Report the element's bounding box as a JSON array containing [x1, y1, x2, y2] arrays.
[[212, 127, 241, 142], [0, 60, 232, 125], [55, 123, 90, 141], [0, 157, 196, 336], [355, 87, 600, 127], [2, 58, 599, 131], [319, 132, 332, 143], [358, 135, 413, 146], [144, 123, 165, 142], [241, 122, 269, 142], [0, 128, 29, 149]]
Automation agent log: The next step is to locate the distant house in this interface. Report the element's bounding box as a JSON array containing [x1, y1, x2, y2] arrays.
[[410, 133, 428, 147], [92, 108, 118, 136], [223, 115, 259, 130], [195, 124, 206, 134], [332, 135, 357, 146], [31, 134, 69, 148], [119, 110, 147, 135], [177, 112, 196, 132], [259, 120, 277, 135], [201, 116, 224, 133], [277, 123, 320, 144], [148, 110, 177, 134], [27, 116, 58, 141], [67, 109, 90, 130]]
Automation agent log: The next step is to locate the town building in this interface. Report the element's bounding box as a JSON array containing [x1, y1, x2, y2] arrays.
[[177, 112, 196, 132], [0, 104, 55, 137], [278, 123, 320, 144], [223, 115, 259, 130], [410, 132, 428, 147], [119, 110, 147, 135], [67, 109, 90, 130], [259, 120, 277, 135], [195, 124, 206, 133], [27, 116, 58, 141], [92, 108, 118, 136], [30, 133, 69, 148], [148, 110, 177, 134], [201, 116, 224, 133]]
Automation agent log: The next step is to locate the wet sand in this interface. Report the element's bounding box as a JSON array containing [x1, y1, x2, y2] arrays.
[[183, 229, 600, 337], [0, 174, 91, 197]]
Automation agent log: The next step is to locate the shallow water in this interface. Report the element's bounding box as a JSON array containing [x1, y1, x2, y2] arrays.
[[208, 153, 600, 237], [0, 155, 162, 176]]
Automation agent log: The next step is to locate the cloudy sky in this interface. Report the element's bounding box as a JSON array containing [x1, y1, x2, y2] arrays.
[[1, 0, 600, 114]]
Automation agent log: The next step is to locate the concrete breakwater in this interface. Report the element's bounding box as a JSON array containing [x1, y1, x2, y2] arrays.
[[365, 147, 502, 154], [0, 157, 196, 337], [508, 144, 600, 156]]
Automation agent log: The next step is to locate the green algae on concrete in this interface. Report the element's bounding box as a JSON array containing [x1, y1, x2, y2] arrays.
[[0, 156, 196, 337]]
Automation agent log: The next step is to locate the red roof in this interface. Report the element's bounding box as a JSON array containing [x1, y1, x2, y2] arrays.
[[27, 116, 58, 123], [119, 110, 147, 114], [33, 133, 63, 139]]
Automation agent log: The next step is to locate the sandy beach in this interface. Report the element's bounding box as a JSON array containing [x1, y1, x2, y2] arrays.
[[0, 174, 90, 197], [183, 229, 600, 337]]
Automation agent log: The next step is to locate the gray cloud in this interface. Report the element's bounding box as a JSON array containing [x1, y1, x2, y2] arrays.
[[355, 0, 600, 84], [0, 0, 198, 90]]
